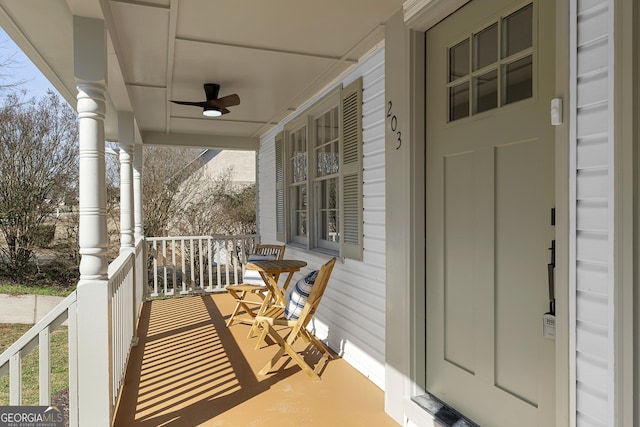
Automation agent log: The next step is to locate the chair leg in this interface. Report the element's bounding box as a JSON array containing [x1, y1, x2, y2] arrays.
[[282, 340, 320, 380], [258, 324, 286, 375], [226, 289, 265, 327], [258, 324, 321, 380], [225, 289, 245, 327], [252, 324, 264, 347], [246, 291, 271, 338]]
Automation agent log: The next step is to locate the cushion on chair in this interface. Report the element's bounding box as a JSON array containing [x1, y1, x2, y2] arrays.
[[285, 270, 319, 320], [242, 253, 277, 285]]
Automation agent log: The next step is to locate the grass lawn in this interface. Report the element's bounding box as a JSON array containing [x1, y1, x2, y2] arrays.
[[0, 323, 69, 406], [0, 282, 75, 297]]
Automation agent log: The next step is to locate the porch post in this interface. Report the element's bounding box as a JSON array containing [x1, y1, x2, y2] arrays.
[[133, 140, 144, 239], [118, 111, 135, 253], [133, 136, 147, 293], [74, 16, 112, 426]]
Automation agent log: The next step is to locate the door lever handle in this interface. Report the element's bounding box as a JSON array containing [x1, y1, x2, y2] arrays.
[[547, 240, 556, 315]]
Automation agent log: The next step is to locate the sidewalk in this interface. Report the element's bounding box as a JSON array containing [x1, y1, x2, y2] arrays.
[[0, 293, 65, 324]]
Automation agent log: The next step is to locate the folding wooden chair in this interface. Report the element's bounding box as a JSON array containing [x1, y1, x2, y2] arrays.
[[255, 257, 336, 380], [225, 244, 286, 327]]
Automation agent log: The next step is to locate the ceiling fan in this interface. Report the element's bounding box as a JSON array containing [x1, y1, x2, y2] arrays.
[[170, 83, 240, 117]]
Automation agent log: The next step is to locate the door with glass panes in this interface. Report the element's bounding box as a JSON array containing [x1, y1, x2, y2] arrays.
[[425, 1, 556, 425]]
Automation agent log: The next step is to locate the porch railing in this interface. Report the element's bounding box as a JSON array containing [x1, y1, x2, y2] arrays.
[[0, 291, 79, 425], [0, 238, 147, 427], [147, 234, 261, 296], [108, 249, 135, 408]]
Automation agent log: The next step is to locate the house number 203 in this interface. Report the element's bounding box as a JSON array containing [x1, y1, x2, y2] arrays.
[[386, 101, 402, 150]]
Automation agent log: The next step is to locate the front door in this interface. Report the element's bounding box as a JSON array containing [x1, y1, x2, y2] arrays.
[[425, 1, 556, 426]]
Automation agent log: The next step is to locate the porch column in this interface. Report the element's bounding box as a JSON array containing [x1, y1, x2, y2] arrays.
[[74, 16, 112, 427], [118, 111, 135, 252], [133, 140, 144, 239]]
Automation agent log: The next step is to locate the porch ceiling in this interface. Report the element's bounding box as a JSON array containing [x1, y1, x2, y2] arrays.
[[0, 0, 403, 150]]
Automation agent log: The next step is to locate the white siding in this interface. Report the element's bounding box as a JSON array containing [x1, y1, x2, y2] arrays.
[[258, 48, 387, 388], [571, 0, 613, 425]]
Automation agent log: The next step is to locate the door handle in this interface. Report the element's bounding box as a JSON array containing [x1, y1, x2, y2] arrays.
[[547, 240, 555, 315]]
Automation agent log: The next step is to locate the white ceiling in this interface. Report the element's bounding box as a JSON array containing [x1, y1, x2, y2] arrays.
[[0, 0, 404, 150]]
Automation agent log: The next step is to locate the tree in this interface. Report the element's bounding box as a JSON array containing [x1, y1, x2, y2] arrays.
[[142, 146, 207, 237], [172, 168, 256, 236], [210, 171, 256, 235], [0, 38, 28, 91], [0, 91, 78, 271], [142, 147, 256, 238]]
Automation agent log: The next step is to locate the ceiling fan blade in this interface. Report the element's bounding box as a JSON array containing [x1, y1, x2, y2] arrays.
[[219, 107, 231, 115], [170, 100, 207, 107], [213, 93, 240, 108]]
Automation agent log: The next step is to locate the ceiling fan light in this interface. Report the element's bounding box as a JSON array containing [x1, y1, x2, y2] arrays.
[[203, 107, 222, 117]]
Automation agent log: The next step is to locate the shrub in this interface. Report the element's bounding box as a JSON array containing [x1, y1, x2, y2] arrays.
[[32, 224, 56, 248]]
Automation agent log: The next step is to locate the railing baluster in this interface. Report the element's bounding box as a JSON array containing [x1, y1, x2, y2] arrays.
[[224, 238, 231, 287], [162, 240, 170, 296], [171, 238, 177, 294], [38, 326, 51, 405], [189, 239, 195, 288], [9, 353, 22, 405], [215, 240, 222, 286], [198, 238, 204, 291], [206, 237, 213, 292], [152, 240, 159, 297], [181, 239, 187, 293]]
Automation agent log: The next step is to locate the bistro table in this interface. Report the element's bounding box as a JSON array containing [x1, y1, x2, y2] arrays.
[[244, 259, 307, 339]]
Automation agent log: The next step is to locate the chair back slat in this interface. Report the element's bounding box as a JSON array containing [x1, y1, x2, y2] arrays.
[[298, 258, 336, 328], [254, 244, 286, 260]]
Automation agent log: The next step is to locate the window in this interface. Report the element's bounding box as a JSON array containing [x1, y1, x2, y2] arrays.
[[289, 123, 308, 245], [447, 3, 534, 121], [313, 106, 340, 251], [275, 79, 363, 260]]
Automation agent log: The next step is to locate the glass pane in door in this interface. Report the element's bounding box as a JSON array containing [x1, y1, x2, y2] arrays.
[[504, 56, 533, 104], [474, 23, 498, 70], [450, 82, 470, 121], [474, 70, 498, 113], [503, 4, 533, 57]]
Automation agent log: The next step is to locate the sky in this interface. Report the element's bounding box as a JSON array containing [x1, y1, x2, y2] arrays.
[[0, 27, 60, 98]]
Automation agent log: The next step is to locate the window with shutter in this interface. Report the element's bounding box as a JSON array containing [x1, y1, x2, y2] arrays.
[[276, 79, 363, 260]]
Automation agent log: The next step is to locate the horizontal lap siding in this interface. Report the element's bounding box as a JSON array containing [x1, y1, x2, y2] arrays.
[[572, 0, 612, 425], [258, 48, 387, 388], [257, 141, 277, 242]]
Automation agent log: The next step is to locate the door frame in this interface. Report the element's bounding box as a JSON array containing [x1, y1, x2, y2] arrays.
[[397, 0, 571, 425], [615, 0, 637, 425]]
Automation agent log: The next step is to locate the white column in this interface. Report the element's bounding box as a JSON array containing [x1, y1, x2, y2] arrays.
[[77, 82, 108, 278], [74, 16, 112, 427], [133, 139, 147, 301], [133, 141, 144, 239], [118, 112, 135, 252]]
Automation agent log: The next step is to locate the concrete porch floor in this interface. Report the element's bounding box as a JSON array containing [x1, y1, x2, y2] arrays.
[[114, 293, 399, 427]]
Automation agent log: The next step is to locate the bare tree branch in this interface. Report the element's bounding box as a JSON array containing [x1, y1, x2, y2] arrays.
[[0, 91, 78, 272]]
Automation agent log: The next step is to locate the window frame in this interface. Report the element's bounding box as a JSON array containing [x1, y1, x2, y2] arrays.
[[276, 79, 363, 260], [285, 114, 310, 247]]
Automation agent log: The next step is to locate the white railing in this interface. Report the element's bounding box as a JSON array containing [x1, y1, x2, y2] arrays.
[[108, 250, 135, 409], [0, 291, 79, 426], [0, 238, 148, 427], [147, 234, 261, 296], [134, 239, 146, 324]]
